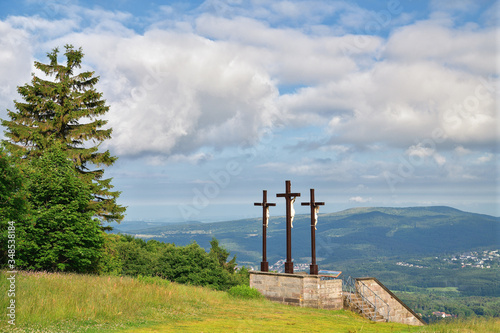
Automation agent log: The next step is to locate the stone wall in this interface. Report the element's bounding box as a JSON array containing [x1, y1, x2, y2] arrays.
[[356, 277, 425, 326], [249, 271, 342, 310]]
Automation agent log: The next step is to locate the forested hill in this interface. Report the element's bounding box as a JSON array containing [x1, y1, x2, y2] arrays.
[[114, 206, 499, 267]]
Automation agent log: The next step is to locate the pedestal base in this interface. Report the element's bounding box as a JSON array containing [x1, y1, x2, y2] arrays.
[[261, 261, 269, 272], [310, 264, 318, 275], [249, 271, 343, 310], [285, 261, 294, 274]]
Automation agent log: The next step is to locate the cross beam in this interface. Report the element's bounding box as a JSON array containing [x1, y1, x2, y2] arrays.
[[301, 188, 324, 275], [276, 180, 300, 274], [254, 190, 276, 272]]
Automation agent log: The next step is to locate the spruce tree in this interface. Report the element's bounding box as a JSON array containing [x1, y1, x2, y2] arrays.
[[2, 44, 125, 223]]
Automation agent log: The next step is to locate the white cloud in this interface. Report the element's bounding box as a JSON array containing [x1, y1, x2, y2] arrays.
[[72, 29, 281, 158], [476, 153, 493, 164], [433, 153, 447, 166], [349, 196, 371, 203], [383, 20, 498, 75], [194, 14, 369, 85], [454, 146, 472, 156], [405, 143, 447, 167], [7, 15, 79, 39], [406, 144, 435, 158], [299, 60, 498, 149], [0, 21, 33, 137]]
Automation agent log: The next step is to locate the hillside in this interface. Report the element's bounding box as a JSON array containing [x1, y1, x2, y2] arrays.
[[3, 271, 498, 332], [117, 206, 499, 267]]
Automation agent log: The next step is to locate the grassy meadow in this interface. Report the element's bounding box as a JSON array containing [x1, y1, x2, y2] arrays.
[[1, 271, 499, 332]]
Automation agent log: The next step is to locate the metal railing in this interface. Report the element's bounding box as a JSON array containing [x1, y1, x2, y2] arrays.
[[356, 279, 391, 322], [343, 276, 390, 322]]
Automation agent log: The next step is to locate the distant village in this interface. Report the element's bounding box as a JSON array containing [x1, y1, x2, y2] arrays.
[[268, 259, 309, 273], [259, 250, 500, 273], [444, 250, 500, 269], [396, 250, 499, 269]]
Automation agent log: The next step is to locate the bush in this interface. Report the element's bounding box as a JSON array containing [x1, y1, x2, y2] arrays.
[[104, 235, 245, 291], [227, 285, 263, 299]]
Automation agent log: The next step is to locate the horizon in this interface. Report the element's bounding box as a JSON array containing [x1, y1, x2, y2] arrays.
[[118, 204, 500, 224], [1, 0, 498, 222]]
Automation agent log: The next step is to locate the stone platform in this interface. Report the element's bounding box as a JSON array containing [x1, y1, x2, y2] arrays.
[[249, 271, 343, 310]]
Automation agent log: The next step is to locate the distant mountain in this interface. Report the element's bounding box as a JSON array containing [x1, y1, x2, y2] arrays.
[[115, 206, 499, 267], [106, 220, 203, 233]]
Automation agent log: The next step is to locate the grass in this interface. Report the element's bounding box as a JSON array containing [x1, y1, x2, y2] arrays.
[[1, 270, 499, 332], [418, 317, 500, 333]]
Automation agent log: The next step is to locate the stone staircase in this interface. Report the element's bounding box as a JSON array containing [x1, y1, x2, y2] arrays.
[[343, 276, 426, 326], [344, 292, 386, 322]]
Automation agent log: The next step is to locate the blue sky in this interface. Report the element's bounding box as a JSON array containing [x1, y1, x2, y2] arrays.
[[0, 0, 498, 222]]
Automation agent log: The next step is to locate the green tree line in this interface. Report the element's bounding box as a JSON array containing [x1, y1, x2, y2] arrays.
[[397, 292, 500, 321]]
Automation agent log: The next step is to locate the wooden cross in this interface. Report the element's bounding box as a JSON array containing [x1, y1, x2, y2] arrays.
[[254, 190, 276, 272], [276, 180, 300, 274], [301, 188, 324, 275]]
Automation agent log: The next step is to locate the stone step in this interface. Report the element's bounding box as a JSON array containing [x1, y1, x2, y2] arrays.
[[345, 293, 388, 323]]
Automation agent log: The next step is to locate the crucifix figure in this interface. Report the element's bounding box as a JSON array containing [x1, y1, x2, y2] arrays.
[[254, 190, 276, 272], [276, 180, 300, 274], [301, 188, 324, 275]]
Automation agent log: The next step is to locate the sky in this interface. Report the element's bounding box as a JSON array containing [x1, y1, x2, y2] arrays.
[[0, 0, 498, 222]]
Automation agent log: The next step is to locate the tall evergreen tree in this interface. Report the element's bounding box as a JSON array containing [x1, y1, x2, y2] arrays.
[[1, 45, 125, 223]]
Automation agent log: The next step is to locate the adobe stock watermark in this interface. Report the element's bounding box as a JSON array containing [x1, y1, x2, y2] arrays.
[[384, 75, 498, 192], [6, 221, 17, 326], [178, 128, 274, 221], [316, 232, 337, 258], [178, 160, 243, 220], [129, 58, 173, 104]]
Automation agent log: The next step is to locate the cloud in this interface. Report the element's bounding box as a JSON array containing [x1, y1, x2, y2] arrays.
[[198, 0, 364, 31], [454, 146, 472, 156], [75, 29, 281, 158], [406, 144, 436, 158], [433, 153, 447, 166], [194, 14, 368, 85], [476, 153, 493, 164], [0, 21, 33, 136], [280, 61, 495, 152], [6, 16, 79, 39], [349, 196, 371, 203], [383, 20, 498, 75]]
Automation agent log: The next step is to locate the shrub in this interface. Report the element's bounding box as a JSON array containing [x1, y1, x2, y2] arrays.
[[227, 285, 263, 299]]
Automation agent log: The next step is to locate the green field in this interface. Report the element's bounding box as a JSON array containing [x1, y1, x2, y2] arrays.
[[1, 271, 499, 332]]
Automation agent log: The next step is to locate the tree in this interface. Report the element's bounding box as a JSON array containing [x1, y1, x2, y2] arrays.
[[209, 237, 237, 273], [0, 148, 26, 223], [159, 241, 237, 290], [1, 44, 125, 223], [0, 148, 28, 267], [16, 145, 103, 272]]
